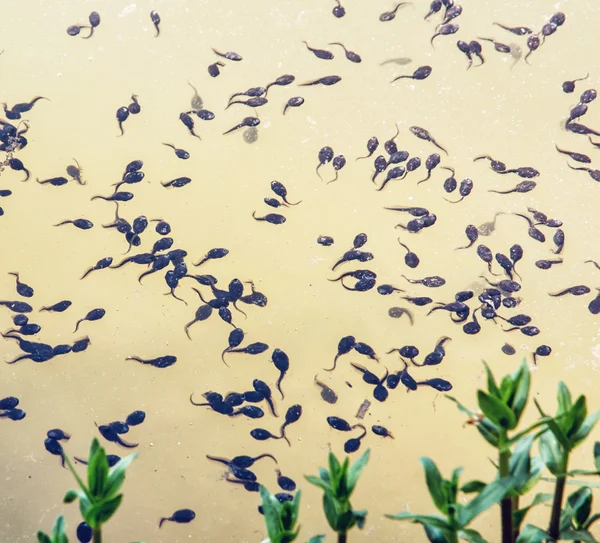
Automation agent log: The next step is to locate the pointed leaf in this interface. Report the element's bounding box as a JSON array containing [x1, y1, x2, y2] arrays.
[[305, 475, 331, 493], [352, 509, 367, 529], [88, 445, 109, 498], [513, 493, 554, 531], [559, 529, 598, 542], [322, 493, 338, 531], [566, 486, 592, 528], [511, 361, 531, 424], [457, 476, 514, 527], [87, 493, 123, 525], [567, 396, 588, 438], [385, 512, 452, 530], [290, 490, 301, 528], [557, 382, 572, 414], [347, 449, 370, 496], [572, 411, 600, 447], [458, 528, 489, 543], [482, 362, 501, 398], [260, 486, 283, 542], [52, 515, 69, 543], [424, 524, 452, 543], [446, 395, 476, 418], [104, 453, 137, 499], [476, 418, 500, 447], [328, 452, 341, 492], [306, 536, 326, 543], [420, 457, 448, 514], [337, 457, 349, 498], [461, 480, 486, 494], [516, 524, 549, 543], [318, 467, 330, 484], [64, 489, 79, 503], [539, 431, 563, 476], [477, 390, 516, 429], [89, 438, 100, 464], [584, 512, 600, 530], [79, 494, 93, 526], [36, 532, 52, 543]]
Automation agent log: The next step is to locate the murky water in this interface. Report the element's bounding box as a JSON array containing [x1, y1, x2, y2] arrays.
[[2, 1, 600, 542]]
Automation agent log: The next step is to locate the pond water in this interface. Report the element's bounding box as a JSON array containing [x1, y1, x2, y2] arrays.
[[1, 0, 600, 542]]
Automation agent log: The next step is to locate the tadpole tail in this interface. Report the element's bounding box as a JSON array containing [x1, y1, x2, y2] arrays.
[[220, 348, 231, 366], [184, 320, 196, 340], [283, 197, 302, 206], [417, 171, 432, 184], [73, 457, 89, 465], [116, 435, 138, 448], [82, 27, 94, 39], [232, 302, 247, 318], [54, 220, 72, 227], [323, 355, 338, 372], [548, 289, 569, 297], [80, 267, 94, 280], [6, 354, 29, 364], [266, 397, 278, 418], [206, 454, 230, 466], [331, 258, 345, 271], [430, 33, 440, 48], [159, 518, 168, 528], [375, 178, 390, 192], [431, 139, 448, 155], [390, 75, 409, 83], [189, 393, 209, 406], [137, 270, 151, 284], [117, 121, 124, 137], [73, 319, 83, 333], [193, 256, 208, 266], [316, 164, 324, 181], [165, 289, 187, 305], [488, 188, 515, 194], [279, 424, 291, 446], [276, 373, 285, 400]]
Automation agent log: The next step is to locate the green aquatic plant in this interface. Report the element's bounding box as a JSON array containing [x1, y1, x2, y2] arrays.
[[386, 360, 600, 543], [305, 449, 370, 543], [37, 438, 138, 543]]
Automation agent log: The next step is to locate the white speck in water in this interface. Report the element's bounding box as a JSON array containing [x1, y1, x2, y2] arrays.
[[119, 4, 137, 17]]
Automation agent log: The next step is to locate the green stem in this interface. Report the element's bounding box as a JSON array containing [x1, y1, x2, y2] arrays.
[[548, 455, 569, 540], [93, 527, 101, 543], [337, 532, 347, 543], [499, 441, 514, 543]]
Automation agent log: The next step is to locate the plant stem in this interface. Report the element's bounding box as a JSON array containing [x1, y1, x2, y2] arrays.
[[499, 444, 514, 543], [93, 527, 102, 543], [337, 532, 347, 543], [548, 455, 569, 540]]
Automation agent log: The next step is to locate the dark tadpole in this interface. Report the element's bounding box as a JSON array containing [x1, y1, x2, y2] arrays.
[[179, 112, 201, 140], [226, 97, 268, 109], [489, 181, 536, 194], [417, 153, 441, 184], [302, 41, 334, 60], [535, 259, 563, 270], [271, 348, 290, 399], [567, 163, 600, 183], [299, 75, 342, 87], [379, 2, 411, 22], [223, 116, 260, 135], [372, 425, 394, 438], [73, 308, 105, 332], [40, 300, 72, 312], [424, 0, 442, 20], [161, 177, 191, 189], [332, 0, 346, 18], [555, 145, 590, 163], [316, 146, 335, 180], [317, 235, 334, 246], [402, 274, 445, 287], [162, 143, 189, 160], [159, 509, 196, 528], [493, 23, 532, 35], [194, 247, 229, 267], [208, 61, 225, 78], [409, 125, 448, 155], [265, 75, 295, 95], [9, 272, 34, 298], [150, 11, 161, 36], [344, 425, 367, 453], [391, 65, 432, 83], [128, 95, 141, 114], [116, 106, 129, 136], [271, 180, 301, 205], [562, 74, 588, 94], [356, 137, 379, 161], [478, 37, 512, 54], [252, 212, 286, 225], [67, 24, 89, 36], [431, 24, 459, 47], [588, 289, 600, 315], [326, 335, 356, 371], [456, 225, 478, 250], [549, 285, 590, 297], [283, 96, 305, 115], [388, 306, 414, 324], [328, 42, 361, 63], [9, 159, 30, 181], [127, 355, 176, 369], [212, 49, 242, 61], [54, 218, 94, 230], [328, 155, 347, 184], [533, 345, 552, 364], [314, 375, 338, 403], [417, 378, 453, 391], [397, 240, 420, 268]]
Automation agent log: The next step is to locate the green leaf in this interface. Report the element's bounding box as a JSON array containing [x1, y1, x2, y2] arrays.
[[539, 431, 563, 476], [420, 457, 448, 514], [104, 453, 137, 499], [595, 442, 600, 472], [89, 438, 100, 463], [513, 493, 554, 531], [507, 419, 553, 446], [516, 524, 549, 543], [337, 457, 349, 499], [559, 529, 598, 542], [87, 494, 123, 526], [352, 509, 367, 529], [63, 489, 79, 503], [305, 475, 331, 493], [499, 374, 515, 404], [385, 512, 452, 531], [458, 528, 488, 543], [88, 445, 109, 498], [446, 395, 476, 418], [290, 490, 301, 529], [457, 476, 514, 527], [424, 524, 452, 543], [584, 512, 600, 530], [52, 515, 69, 543], [306, 536, 326, 543], [318, 467, 330, 484], [79, 494, 93, 526], [328, 452, 340, 486], [322, 493, 338, 532], [347, 449, 370, 496], [260, 486, 282, 543], [511, 361, 531, 424], [567, 396, 588, 438], [36, 531, 52, 543], [572, 411, 600, 448], [557, 382, 572, 414], [461, 481, 486, 494], [477, 390, 516, 429], [482, 362, 501, 398], [565, 486, 592, 528], [476, 418, 500, 448]]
